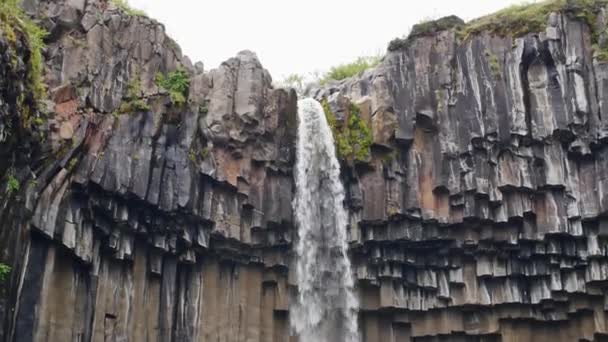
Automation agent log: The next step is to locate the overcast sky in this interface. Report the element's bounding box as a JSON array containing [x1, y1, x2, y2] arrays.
[[129, 0, 527, 80]]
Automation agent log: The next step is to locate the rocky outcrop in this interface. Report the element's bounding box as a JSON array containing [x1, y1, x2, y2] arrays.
[[310, 7, 608, 342], [1, 1, 296, 341], [5, 0, 608, 341]]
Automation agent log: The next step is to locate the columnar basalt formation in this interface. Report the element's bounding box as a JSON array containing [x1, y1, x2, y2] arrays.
[[1, 1, 296, 341], [310, 6, 608, 341], [4, 0, 608, 341]]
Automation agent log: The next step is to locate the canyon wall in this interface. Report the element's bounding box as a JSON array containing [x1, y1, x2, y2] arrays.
[[312, 5, 608, 341], [1, 1, 296, 341], [3, 0, 608, 341]]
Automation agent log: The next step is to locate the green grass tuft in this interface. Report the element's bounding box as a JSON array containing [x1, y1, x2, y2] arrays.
[[460, 0, 608, 40], [110, 0, 147, 17], [155, 68, 190, 106], [320, 56, 382, 84], [389, 15, 465, 51], [0, 263, 10, 283], [461, 0, 608, 61], [6, 174, 20, 196], [388, 0, 608, 59], [410, 15, 465, 38]]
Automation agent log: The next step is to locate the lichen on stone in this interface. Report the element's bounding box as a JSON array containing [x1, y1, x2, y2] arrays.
[[320, 56, 382, 84], [0, 263, 10, 283]]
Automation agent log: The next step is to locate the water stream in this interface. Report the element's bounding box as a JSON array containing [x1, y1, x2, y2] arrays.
[[291, 98, 360, 342]]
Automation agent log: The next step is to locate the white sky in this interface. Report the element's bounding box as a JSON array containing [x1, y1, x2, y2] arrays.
[[129, 0, 528, 80]]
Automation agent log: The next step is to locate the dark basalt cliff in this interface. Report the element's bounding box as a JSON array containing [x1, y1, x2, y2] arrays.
[[3, 0, 608, 341]]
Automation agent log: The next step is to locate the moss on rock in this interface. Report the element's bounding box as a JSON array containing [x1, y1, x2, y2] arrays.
[[0, 0, 47, 105], [389, 0, 608, 56], [485, 50, 502, 80], [322, 99, 373, 163], [117, 77, 150, 114], [155, 68, 190, 106]]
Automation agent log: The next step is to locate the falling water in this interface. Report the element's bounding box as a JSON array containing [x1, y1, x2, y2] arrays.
[[291, 98, 360, 342]]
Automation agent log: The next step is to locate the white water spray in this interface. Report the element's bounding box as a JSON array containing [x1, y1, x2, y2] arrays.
[[291, 98, 360, 342]]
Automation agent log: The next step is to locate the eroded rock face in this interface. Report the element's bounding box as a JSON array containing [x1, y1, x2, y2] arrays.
[[5, 1, 608, 341], [310, 10, 608, 342], [9, 58, 296, 342], [1, 1, 295, 342], [24, 0, 192, 114]]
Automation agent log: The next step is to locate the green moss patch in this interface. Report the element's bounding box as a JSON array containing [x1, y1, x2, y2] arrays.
[[0, 263, 10, 283], [117, 77, 149, 114], [322, 99, 373, 162], [0, 0, 47, 104], [155, 68, 190, 106], [4, 169, 20, 197], [189, 146, 208, 164]]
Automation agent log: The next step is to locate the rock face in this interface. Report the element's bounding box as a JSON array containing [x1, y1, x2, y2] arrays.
[[310, 8, 608, 342], [1, 1, 296, 341], [4, 0, 608, 341]]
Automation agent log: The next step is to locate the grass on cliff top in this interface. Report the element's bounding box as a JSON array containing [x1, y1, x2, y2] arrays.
[[389, 16, 465, 50], [110, 0, 147, 17], [410, 15, 465, 39], [389, 0, 608, 51], [461, 0, 608, 40], [0, 0, 48, 103], [320, 55, 382, 84]]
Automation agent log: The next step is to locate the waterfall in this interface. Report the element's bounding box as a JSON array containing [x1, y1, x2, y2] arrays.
[[291, 98, 360, 342]]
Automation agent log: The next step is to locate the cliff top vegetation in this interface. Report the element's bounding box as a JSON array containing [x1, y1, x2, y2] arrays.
[[389, 0, 608, 51]]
